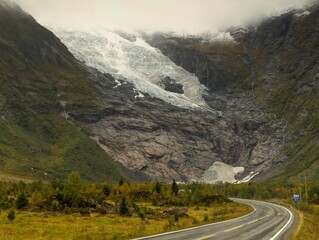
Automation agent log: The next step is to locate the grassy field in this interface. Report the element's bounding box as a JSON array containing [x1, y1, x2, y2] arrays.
[[290, 205, 319, 240], [0, 202, 252, 240]]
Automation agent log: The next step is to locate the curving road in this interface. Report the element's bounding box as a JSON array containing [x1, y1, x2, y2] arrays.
[[133, 199, 295, 240]]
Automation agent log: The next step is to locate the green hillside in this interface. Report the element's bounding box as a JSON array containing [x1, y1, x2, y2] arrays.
[[0, 2, 121, 182]]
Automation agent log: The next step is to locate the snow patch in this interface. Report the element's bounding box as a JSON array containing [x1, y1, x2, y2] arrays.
[[236, 171, 259, 183], [113, 79, 123, 88], [295, 11, 310, 18], [202, 161, 244, 184], [135, 92, 145, 99], [210, 32, 236, 43]]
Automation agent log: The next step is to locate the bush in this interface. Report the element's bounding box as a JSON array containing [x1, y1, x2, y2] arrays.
[[119, 197, 129, 216], [174, 213, 179, 222], [7, 209, 15, 222], [15, 193, 29, 209], [79, 208, 91, 216], [51, 200, 59, 212], [0, 200, 10, 210]]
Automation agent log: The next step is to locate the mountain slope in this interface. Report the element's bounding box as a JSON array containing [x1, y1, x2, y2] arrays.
[[1, 0, 318, 184], [144, 5, 319, 183], [52, 31, 287, 183], [0, 0, 122, 182]]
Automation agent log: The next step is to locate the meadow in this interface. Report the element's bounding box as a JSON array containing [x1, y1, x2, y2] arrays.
[[0, 202, 251, 240]]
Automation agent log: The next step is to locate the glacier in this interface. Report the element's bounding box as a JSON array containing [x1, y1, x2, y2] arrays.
[[52, 29, 210, 110]]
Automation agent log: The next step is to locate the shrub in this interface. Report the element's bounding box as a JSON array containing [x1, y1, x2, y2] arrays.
[[174, 213, 179, 222], [7, 209, 15, 222], [79, 208, 91, 216], [15, 193, 29, 209], [0, 200, 10, 210], [51, 200, 59, 212], [119, 196, 129, 215]]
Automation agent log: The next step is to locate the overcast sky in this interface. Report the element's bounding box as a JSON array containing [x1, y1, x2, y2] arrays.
[[13, 0, 314, 33]]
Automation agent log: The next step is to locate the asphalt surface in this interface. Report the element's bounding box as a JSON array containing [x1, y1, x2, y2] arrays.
[[133, 198, 295, 240]]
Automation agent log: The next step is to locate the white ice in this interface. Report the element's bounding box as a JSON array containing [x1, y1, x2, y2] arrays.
[[51, 29, 210, 110]]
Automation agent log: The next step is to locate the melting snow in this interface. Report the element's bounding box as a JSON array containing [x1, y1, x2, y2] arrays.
[[236, 171, 259, 183], [52, 29, 210, 110], [113, 79, 123, 88], [295, 11, 310, 18], [202, 161, 244, 184]]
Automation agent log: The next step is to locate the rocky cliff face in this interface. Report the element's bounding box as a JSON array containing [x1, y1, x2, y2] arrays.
[[64, 4, 319, 183], [76, 53, 285, 183], [84, 86, 285, 182], [141, 5, 319, 182]]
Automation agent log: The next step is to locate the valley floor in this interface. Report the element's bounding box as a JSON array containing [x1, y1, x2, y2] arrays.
[[0, 203, 251, 240]]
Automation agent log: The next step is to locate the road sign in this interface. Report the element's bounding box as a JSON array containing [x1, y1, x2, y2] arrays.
[[293, 194, 300, 202]]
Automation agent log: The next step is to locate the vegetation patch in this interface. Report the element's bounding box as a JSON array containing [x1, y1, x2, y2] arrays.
[[0, 173, 253, 240]]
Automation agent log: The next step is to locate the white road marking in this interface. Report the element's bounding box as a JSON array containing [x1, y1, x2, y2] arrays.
[[196, 233, 216, 240], [223, 224, 244, 232], [268, 203, 294, 240], [132, 205, 256, 240], [133, 200, 293, 240]]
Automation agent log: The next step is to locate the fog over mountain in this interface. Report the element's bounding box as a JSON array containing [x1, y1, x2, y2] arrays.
[[13, 0, 314, 33]]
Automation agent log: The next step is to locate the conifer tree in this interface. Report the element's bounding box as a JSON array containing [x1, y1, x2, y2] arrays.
[[119, 196, 129, 215], [15, 193, 29, 209], [171, 179, 179, 196]]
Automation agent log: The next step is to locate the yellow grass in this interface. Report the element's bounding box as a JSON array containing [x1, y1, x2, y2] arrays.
[[290, 206, 319, 240], [0, 202, 252, 240], [0, 173, 33, 183]]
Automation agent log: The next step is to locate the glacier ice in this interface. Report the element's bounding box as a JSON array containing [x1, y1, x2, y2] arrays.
[[52, 29, 211, 110]]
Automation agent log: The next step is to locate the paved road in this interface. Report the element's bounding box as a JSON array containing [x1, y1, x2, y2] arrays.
[[133, 199, 295, 240]]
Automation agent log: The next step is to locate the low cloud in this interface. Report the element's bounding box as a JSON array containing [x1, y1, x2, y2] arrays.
[[13, 0, 314, 33]]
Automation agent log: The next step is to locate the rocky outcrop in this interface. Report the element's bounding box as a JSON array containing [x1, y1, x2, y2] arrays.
[[81, 65, 284, 182], [161, 76, 184, 94], [143, 34, 249, 92]]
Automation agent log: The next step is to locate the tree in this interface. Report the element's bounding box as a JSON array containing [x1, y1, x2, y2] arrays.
[[63, 171, 83, 208], [119, 178, 124, 187], [154, 182, 161, 194], [15, 193, 29, 209], [171, 180, 179, 196], [7, 209, 15, 222], [312, 193, 319, 204], [102, 185, 111, 196], [119, 196, 129, 215]]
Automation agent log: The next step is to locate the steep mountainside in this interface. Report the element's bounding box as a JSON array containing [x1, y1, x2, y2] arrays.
[[0, 0, 123, 182], [144, 6, 319, 182], [1, 0, 318, 184], [52, 32, 289, 182]]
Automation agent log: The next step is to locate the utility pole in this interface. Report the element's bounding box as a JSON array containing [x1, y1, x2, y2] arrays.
[[298, 173, 302, 211], [305, 172, 308, 208]]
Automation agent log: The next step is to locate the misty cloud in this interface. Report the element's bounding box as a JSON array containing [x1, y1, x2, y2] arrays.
[[13, 0, 314, 33]]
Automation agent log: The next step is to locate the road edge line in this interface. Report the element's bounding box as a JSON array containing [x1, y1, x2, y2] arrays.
[[132, 202, 256, 240], [268, 202, 294, 240]]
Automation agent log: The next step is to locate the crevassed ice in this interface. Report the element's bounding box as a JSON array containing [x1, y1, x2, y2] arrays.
[[52, 29, 210, 110]]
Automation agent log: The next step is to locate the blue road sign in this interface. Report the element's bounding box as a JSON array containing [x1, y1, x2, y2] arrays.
[[293, 194, 300, 202]]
